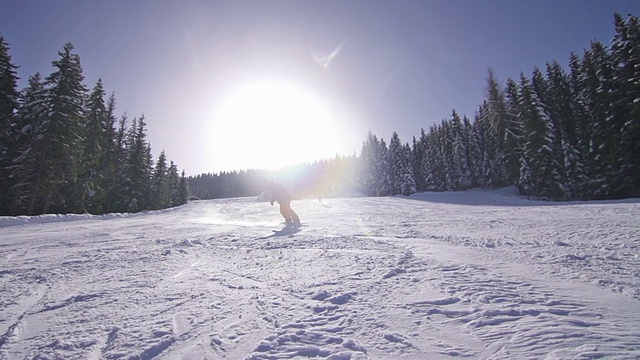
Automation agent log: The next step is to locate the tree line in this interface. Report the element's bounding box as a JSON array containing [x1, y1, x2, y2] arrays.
[[0, 40, 189, 216], [190, 13, 639, 202], [360, 13, 638, 200], [188, 155, 360, 200]]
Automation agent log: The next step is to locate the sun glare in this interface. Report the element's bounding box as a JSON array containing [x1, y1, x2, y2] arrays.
[[209, 82, 343, 172]]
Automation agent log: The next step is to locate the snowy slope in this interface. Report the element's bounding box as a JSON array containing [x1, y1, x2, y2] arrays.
[[1, 187, 639, 359]]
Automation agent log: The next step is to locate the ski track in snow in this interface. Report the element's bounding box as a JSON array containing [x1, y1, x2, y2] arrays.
[[0, 188, 639, 359]]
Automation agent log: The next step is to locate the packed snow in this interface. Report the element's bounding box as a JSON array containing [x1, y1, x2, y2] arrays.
[[1, 187, 639, 359]]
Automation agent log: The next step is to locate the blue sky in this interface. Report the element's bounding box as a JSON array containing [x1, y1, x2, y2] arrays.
[[2, 1, 639, 175]]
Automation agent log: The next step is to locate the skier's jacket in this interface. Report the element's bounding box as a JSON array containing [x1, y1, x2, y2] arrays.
[[267, 182, 291, 204]]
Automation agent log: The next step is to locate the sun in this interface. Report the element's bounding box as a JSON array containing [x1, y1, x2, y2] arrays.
[[209, 81, 343, 171]]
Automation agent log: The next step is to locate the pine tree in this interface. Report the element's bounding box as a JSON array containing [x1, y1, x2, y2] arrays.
[[388, 132, 403, 195], [43, 42, 87, 213], [545, 61, 587, 199], [358, 133, 377, 196], [100, 93, 118, 211], [11, 43, 87, 214], [476, 102, 508, 188], [167, 160, 180, 206], [462, 115, 480, 187], [577, 41, 617, 198], [122, 115, 152, 212], [520, 70, 566, 199], [411, 132, 427, 191], [420, 125, 439, 191], [149, 150, 170, 210], [471, 107, 490, 187], [106, 113, 128, 212], [503, 78, 524, 183], [79, 79, 108, 213], [388, 132, 416, 195], [176, 170, 190, 205], [450, 111, 473, 190], [359, 132, 391, 196], [400, 142, 417, 195], [8, 73, 48, 214], [0, 36, 20, 214], [377, 138, 391, 196], [610, 13, 640, 196], [0, 36, 19, 147]]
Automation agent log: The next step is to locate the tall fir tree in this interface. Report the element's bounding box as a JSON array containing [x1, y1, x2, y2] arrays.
[[177, 170, 190, 205], [149, 150, 170, 210], [388, 132, 416, 195], [12, 43, 87, 214], [44, 42, 87, 213], [450, 111, 473, 190], [578, 41, 617, 197], [122, 115, 152, 212], [545, 61, 587, 198], [8, 73, 48, 214], [610, 13, 640, 196], [0, 36, 20, 214], [79, 79, 108, 213], [521, 70, 566, 199]]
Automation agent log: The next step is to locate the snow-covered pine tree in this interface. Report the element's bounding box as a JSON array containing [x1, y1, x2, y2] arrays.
[[545, 61, 587, 199], [77, 79, 108, 213], [522, 70, 566, 200], [167, 160, 180, 206], [484, 69, 518, 184], [503, 78, 524, 184], [388, 132, 403, 195], [576, 41, 616, 198], [149, 150, 170, 210], [358, 132, 391, 196], [439, 119, 458, 190], [419, 125, 439, 191], [610, 13, 640, 197], [0, 36, 20, 214], [20, 43, 87, 214], [400, 142, 417, 195], [429, 123, 448, 191], [462, 115, 479, 188], [105, 113, 128, 212], [377, 137, 391, 196], [123, 115, 152, 212], [531, 66, 569, 199], [358, 132, 378, 196], [471, 106, 490, 188], [8, 73, 48, 214], [177, 170, 190, 205], [450, 110, 472, 190], [411, 132, 427, 191], [99, 93, 118, 211], [476, 102, 507, 189], [388, 132, 417, 195]]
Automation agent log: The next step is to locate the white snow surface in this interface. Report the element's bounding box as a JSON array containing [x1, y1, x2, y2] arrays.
[[1, 187, 639, 359]]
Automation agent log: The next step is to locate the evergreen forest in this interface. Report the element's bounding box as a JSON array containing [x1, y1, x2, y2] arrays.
[[0, 41, 189, 216], [190, 13, 640, 202]]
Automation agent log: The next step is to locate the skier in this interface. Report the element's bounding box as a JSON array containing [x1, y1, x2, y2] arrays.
[[264, 180, 301, 227]]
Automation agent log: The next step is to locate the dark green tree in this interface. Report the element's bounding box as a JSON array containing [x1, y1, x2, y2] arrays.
[[149, 150, 170, 210], [122, 115, 152, 212], [43, 42, 87, 213], [0, 36, 20, 214], [388, 132, 416, 195], [7, 73, 48, 214], [78, 79, 108, 212], [610, 13, 640, 196]]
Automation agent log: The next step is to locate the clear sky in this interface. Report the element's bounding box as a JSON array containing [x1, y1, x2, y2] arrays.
[[2, 0, 639, 175]]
